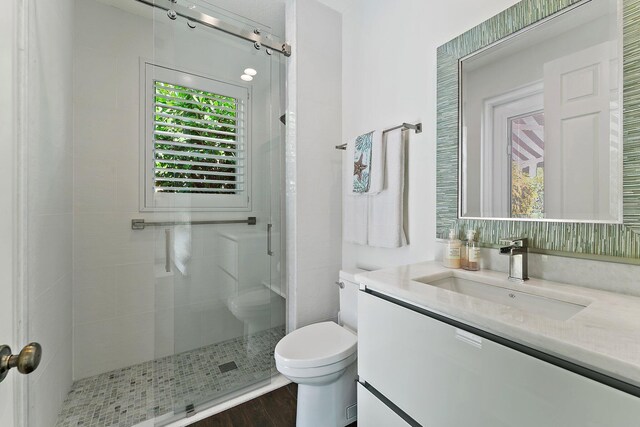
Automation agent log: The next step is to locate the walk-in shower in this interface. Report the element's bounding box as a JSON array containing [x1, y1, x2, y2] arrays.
[[38, 0, 288, 425]]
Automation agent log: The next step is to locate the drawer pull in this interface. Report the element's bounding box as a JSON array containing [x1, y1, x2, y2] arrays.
[[455, 328, 482, 348]]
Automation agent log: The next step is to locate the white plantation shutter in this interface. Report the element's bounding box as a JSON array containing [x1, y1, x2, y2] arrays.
[[143, 63, 251, 211], [153, 81, 244, 193]]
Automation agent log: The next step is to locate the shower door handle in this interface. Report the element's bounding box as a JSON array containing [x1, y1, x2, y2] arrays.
[[267, 223, 274, 256], [165, 229, 171, 273]]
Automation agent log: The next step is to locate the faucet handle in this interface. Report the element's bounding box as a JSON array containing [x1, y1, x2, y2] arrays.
[[499, 237, 528, 247]]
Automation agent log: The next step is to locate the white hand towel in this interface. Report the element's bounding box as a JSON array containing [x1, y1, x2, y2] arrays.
[[343, 138, 368, 245], [173, 225, 192, 276], [367, 128, 407, 248]]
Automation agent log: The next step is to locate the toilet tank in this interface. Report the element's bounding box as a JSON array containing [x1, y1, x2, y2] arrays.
[[338, 269, 367, 332]]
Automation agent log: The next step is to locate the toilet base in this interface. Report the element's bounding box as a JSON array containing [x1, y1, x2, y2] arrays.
[[295, 361, 357, 427]]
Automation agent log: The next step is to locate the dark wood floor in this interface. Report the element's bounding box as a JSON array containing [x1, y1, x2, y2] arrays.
[[191, 383, 357, 427]]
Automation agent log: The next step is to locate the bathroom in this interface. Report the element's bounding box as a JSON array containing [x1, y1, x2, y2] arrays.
[[2, 0, 640, 425]]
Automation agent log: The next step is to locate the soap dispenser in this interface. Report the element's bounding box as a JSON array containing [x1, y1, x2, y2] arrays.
[[463, 229, 480, 271], [443, 229, 462, 269]]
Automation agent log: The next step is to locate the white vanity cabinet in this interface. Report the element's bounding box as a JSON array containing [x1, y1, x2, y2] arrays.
[[358, 290, 640, 426], [357, 382, 411, 427]]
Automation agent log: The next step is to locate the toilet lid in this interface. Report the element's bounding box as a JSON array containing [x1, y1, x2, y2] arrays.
[[275, 321, 357, 369]]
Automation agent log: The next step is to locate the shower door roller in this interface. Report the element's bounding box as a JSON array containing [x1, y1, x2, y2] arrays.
[[0, 342, 42, 383]]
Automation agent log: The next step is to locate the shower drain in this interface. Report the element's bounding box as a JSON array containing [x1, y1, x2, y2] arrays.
[[218, 361, 238, 373]]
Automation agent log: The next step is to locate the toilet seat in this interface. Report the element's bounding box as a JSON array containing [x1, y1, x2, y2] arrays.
[[276, 351, 357, 382], [274, 321, 357, 379]]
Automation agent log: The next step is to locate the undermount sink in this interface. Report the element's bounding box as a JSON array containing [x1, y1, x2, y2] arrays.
[[417, 276, 587, 321]]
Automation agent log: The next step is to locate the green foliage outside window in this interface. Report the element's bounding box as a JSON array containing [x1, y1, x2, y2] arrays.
[[154, 81, 240, 194], [511, 164, 544, 219]]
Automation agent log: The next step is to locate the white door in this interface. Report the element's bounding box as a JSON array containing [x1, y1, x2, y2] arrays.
[[544, 41, 618, 221]]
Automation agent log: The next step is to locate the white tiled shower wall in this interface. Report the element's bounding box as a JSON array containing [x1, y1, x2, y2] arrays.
[[73, 0, 158, 380], [26, 0, 74, 426], [286, 0, 343, 329]]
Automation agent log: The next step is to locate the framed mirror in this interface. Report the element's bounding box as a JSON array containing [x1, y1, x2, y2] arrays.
[[460, 0, 621, 222], [437, 0, 640, 261]]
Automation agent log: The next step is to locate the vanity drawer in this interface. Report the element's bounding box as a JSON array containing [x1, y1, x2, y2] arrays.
[[357, 382, 412, 427], [358, 290, 640, 426]]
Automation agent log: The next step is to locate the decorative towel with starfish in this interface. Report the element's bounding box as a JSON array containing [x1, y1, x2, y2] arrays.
[[353, 131, 374, 193]]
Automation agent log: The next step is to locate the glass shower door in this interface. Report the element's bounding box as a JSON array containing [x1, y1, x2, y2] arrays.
[[145, 1, 285, 420]]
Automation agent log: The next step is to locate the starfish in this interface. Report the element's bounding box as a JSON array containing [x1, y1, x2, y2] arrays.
[[354, 153, 368, 180]]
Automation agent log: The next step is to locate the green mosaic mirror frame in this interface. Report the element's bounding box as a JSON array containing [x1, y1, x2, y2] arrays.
[[437, 0, 640, 263]]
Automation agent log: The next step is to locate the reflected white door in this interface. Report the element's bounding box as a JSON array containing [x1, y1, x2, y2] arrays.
[[544, 41, 618, 221]]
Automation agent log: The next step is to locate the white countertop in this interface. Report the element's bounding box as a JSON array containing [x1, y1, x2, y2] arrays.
[[355, 261, 640, 388]]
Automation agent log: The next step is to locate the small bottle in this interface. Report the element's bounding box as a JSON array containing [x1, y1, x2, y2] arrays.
[[443, 229, 462, 269], [460, 236, 469, 270], [464, 230, 480, 271]]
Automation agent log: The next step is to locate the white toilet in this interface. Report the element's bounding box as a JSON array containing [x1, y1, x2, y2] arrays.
[[274, 269, 361, 427]]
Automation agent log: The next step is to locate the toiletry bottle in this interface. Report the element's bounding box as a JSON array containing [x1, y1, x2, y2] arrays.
[[443, 229, 461, 269], [464, 230, 480, 271], [460, 234, 468, 270]]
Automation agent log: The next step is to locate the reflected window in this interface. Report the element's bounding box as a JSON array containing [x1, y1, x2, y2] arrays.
[[510, 112, 545, 219]]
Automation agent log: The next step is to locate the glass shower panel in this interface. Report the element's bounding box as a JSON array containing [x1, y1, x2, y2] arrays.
[[267, 51, 286, 360], [147, 2, 285, 420], [49, 1, 284, 426]]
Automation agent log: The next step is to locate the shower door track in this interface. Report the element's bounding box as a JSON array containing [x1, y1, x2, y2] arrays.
[[133, 0, 292, 56]]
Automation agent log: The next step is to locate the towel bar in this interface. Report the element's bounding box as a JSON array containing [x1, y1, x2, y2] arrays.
[[335, 122, 422, 150]]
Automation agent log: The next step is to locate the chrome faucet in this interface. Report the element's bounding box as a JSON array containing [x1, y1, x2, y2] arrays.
[[499, 238, 529, 282]]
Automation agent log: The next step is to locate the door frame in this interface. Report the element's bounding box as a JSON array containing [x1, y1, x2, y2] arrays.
[[1, 0, 29, 425], [481, 81, 543, 217]]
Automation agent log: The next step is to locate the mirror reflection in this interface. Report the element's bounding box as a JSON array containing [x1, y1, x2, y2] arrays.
[[460, 0, 621, 222]]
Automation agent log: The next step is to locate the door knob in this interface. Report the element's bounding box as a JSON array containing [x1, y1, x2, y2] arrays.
[[0, 342, 42, 383]]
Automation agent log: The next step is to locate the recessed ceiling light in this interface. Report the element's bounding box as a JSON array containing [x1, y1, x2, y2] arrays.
[[244, 68, 257, 76], [241, 74, 253, 82]]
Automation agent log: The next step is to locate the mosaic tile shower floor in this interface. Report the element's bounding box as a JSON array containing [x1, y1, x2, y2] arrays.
[[55, 326, 285, 427]]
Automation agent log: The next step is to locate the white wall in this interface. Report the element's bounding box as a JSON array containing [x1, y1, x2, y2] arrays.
[[73, 0, 283, 379], [287, 0, 343, 329], [26, 0, 75, 425], [340, 0, 521, 270]]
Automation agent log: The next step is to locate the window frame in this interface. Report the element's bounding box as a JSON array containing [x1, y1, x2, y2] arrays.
[[139, 60, 252, 212]]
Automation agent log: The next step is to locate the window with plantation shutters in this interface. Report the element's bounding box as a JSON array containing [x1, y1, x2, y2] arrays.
[[142, 62, 251, 211]]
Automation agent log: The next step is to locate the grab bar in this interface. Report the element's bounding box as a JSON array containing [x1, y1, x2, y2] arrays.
[[131, 217, 257, 230]]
